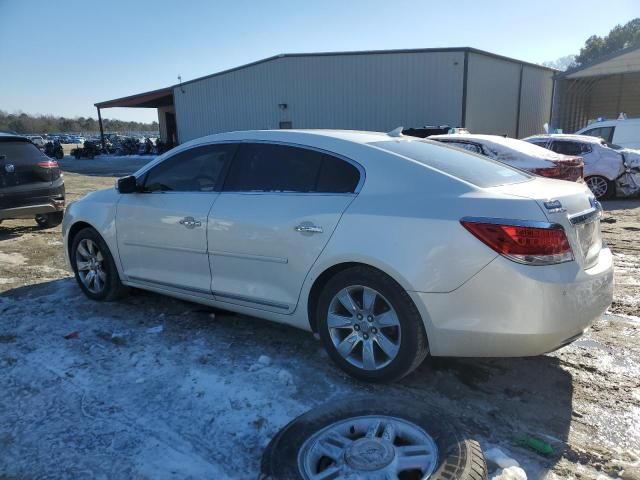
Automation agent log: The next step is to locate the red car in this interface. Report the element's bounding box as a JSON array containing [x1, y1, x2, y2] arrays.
[[430, 134, 584, 182]]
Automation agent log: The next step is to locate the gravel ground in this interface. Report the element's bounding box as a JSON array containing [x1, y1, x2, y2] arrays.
[[0, 157, 638, 479]]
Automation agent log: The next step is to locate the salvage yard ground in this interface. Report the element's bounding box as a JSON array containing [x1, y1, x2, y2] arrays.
[[0, 157, 639, 479]]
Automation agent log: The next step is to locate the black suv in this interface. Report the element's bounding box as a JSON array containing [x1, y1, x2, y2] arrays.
[[0, 133, 65, 228]]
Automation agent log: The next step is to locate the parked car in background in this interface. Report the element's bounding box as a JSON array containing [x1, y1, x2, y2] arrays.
[[0, 133, 65, 227], [403, 125, 469, 138], [430, 134, 584, 182], [26, 135, 45, 150], [576, 117, 640, 149], [63, 129, 613, 382], [525, 134, 640, 199]]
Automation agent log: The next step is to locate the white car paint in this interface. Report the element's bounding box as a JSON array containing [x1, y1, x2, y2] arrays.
[[576, 118, 640, 149], [62, 130, 614, 358], [524, 134, 624, 181]]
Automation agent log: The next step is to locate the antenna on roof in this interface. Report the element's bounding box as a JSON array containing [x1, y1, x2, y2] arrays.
[[178, 75, 185, 94], [387, 126, 404, 137]]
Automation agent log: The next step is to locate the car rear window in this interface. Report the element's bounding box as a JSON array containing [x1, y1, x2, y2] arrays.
[[0, 140, 46, 163], [371, 139, 530, 187]]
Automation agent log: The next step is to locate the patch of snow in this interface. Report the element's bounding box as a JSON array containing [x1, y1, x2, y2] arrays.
[[491, 466, 527, 480], [485, 447, 520, 469], [146, 325, 164, 334], [249, 355, 272, 371], [0, 252, 27, 266]]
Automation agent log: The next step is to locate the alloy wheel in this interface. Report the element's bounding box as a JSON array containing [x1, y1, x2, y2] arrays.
[[75, 238, 107, 294], [327, 285, 401, 371], [586, 176, 609, 199], [297, 415, 439, 479]]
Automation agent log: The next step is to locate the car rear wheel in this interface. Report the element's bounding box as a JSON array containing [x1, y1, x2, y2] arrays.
[[35, 211, 63, 228], [71, 227, 128, 301], [585, 175, 614, 199], [260, 397, 487, 480], [317, 266, 429, 383]]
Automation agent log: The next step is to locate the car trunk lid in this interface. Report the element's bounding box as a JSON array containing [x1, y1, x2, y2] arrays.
[[490, 178, 603, 269]]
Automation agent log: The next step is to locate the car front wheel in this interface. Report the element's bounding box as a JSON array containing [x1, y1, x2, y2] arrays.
[[317, 266, 429, 383], [71, 228, 128, 301], [585, 175, 614, 199]]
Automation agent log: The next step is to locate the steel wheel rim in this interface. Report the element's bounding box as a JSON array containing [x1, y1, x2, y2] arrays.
[[586, 176, 608, 198], [75, 238, 106, 294], [327, 285, 401, 371], [298, 415, 439, 479]]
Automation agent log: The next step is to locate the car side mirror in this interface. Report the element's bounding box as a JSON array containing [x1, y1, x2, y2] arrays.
[[117, 175, 139, 194]]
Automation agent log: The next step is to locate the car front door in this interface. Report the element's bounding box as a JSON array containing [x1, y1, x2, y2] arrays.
[[208, 142, 362, 313], [116, 143, 236, 294]]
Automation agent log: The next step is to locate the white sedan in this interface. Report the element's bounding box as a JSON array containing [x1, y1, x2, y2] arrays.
[[62, 130, 614, 382]]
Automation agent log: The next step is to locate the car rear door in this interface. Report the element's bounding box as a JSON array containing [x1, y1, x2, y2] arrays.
[[208, 142, 362, 313], [115, 143, 236, 294], [0, 138, 60, 211]]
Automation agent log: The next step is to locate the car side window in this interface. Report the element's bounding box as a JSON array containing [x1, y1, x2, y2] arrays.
[[223, 143, 360, 193], [550, 141, 585, 156], [582, 126, 614, 143], [143, 143, 236, 192]]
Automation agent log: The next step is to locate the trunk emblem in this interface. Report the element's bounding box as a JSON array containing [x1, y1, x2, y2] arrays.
[[4, 164, 15, 173], [544, 200, 565, 213]]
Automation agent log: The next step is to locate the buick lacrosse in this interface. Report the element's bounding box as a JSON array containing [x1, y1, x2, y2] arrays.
[[63, 129, 614, 382]]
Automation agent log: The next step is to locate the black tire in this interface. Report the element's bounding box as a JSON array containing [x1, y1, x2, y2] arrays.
[[585, 175, 614, 200], [316, 266, 429, 383], [35, 211, 64, 228], [261, 396, 487, 480], [71, 227, 128, 301], [73, 151, 81, 160], [55, 151, 63, 160]]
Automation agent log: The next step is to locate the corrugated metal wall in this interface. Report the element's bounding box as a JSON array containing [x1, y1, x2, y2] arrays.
[[552, 72, 640, 133], [157, 105, 175, 142], [174, 51, 466, 142], [518, 66, 554, 138], [464, 53, 521, 137]]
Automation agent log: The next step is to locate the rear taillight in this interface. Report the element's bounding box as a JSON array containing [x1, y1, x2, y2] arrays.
[[461, 219, 573, 265], [37, 160, 59, 168], [531, 167, 561, 178]]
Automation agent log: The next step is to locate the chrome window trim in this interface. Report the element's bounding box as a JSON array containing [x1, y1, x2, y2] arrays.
[[460, 216, 563, 230]]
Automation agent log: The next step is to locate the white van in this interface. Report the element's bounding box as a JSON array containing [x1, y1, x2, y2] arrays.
[[576, 118, 640, 149]]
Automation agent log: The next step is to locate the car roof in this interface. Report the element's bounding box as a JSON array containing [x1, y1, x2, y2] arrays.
[[0, 132, 29, 142], [191, 129, 392, 146], [524, 134, 604, 144], [579, 118, 640, 127]]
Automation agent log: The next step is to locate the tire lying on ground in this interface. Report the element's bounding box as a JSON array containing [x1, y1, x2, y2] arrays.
[[260, 396, 487, 480]]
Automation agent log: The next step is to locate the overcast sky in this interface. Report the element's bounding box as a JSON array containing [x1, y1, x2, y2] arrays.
[[0, 0, 637, 122]]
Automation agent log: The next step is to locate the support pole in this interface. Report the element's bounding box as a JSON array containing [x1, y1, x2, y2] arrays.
[[97, 107, 105, 151]]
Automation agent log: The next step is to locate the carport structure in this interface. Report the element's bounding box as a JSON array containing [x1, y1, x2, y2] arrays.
[[94, 87, 176, 149], [551, 45, 640, 133]]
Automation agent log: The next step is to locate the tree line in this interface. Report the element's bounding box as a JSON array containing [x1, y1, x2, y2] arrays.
[[0, 110, 159, 134], [544, 18, 640, 71]]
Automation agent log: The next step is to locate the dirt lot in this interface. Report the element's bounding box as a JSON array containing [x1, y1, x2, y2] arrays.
[[0, 158, 639, 479]]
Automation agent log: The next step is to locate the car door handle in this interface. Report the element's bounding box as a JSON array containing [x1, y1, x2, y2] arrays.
[[179, 216, 202, 229], [294, 224, 323, 234]]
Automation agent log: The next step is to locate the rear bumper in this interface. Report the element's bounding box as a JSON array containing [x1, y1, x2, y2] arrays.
[[0, 179, 65, 220], [410, 247, 614, 357], [0, 201, 64, 220]]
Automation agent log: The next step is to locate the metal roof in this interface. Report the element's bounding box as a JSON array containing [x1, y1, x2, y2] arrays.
[[95, 47, 556, 107], [555, 44, 640, 79], [94, 87, 173, 109]]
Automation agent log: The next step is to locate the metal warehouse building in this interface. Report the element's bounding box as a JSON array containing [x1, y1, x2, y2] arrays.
[[551, 44, 640, 133], [96, 47, 555, 143]]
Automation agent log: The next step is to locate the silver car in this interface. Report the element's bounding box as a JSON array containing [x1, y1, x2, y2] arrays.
[[63, 130, 614, 382]]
